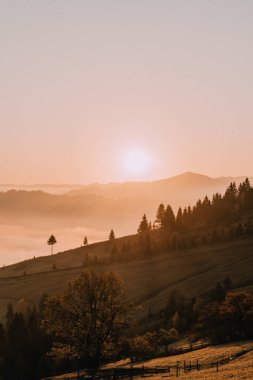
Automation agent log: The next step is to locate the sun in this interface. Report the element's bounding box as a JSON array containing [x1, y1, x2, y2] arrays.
[[122, 147, 152, 178]]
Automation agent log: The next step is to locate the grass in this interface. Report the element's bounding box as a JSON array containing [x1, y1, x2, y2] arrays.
[[134, 344, 253, 379], [132, 341, 253, 367], [45, 341, 253, 380], [0, 235, 253, 320]]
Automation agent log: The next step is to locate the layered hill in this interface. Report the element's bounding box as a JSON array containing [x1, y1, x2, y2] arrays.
[[2, 171, 250, 266], [1, 173, 251, 225], [0, 234, 253, 322], [0, 171, 252, 272], [66, 172, 251, 207], [0, 171, 250, 234]]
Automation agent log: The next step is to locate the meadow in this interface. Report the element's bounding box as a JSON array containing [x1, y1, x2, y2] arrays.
[[0, 235, 253, 322], [46, 341, 253, 379]]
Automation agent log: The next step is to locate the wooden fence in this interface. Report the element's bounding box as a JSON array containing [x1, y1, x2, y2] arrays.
[[68, 360, 229, 379], [43, 345, 253, 380]]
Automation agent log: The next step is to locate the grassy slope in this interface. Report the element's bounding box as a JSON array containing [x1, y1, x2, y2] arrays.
[[47, 341, 253, 380], [0, 235, 253, 320], [132, 341, 253, 379]]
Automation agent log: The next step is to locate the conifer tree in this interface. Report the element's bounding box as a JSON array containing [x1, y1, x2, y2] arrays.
[[163, 205, 176, 230], [156, 204, 165, 228], [176, 207, 183, 231], [109, 229, 115, 242], [224, 182, 238, 203], [244, 178, 251, 191], [138, 214, 149, 233]]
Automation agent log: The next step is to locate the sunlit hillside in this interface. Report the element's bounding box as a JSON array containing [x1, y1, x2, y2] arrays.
[[46, 341, 253, 380]]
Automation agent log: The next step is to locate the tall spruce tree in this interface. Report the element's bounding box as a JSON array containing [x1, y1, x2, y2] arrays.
[[163, 205, 176, 230], [138, 214, 149, 233], [176, 207, 183, 231], [156, 204, 165, 228]]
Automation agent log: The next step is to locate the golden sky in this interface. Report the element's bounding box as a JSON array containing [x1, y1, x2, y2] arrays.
[[1, 0, 253, 184]]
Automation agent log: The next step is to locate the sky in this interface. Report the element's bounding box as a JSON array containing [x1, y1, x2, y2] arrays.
[[1, 0, 253, 184]]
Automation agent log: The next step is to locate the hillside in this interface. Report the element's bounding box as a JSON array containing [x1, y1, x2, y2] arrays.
[[48, 341, 253, 379], [1, 175, 253, 323], [124, 341, 253, 380], [1, 173, 248, 227], [0, 235, 253, 322], [0, 172, 250, 265]]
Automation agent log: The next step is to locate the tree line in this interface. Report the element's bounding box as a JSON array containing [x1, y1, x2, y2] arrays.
[[0, 271, 133, 379], [1, 271, 253, 379], [138, 178, 253, 233], [133, 179, 253, 257], [102, 179, 253, 263]]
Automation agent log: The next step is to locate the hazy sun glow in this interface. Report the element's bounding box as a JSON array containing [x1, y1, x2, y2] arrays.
[[122, 148, 152, 177]]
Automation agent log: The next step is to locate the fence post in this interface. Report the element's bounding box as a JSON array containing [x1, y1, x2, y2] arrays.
[[142, 364, 144, 377], [184, 361, 186, 373], [168, 365, 170, 373], [77, 370, 80, 380], [197, 359, 199, 371], [216, 362, 219, 372], [189, 361, 191, 372], [176, 364, 179, 377]]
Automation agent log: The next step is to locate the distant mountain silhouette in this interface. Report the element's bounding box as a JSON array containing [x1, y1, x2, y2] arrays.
[[66, 172, 251, 208], [0, 172, 252, 265], [0, 184, 82, 194], [0, 172, 251, 236]]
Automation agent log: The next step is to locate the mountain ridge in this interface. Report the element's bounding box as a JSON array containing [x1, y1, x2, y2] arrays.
[[0, 171, 252, 266], [0, 172, 252, 195]]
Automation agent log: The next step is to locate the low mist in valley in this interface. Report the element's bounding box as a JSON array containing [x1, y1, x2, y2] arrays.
[[0, 223, 108, 266], [0, 172, 250, 266]]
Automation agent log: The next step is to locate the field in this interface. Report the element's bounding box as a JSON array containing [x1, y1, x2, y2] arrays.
[[0, 235, 253, 321], [133, 341, 253, 379], [46, 341, 253, 379]]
